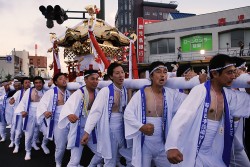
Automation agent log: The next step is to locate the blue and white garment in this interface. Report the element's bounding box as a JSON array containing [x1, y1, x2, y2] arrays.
[[165, 81, 250, 167], [124, 86, 186, 167]]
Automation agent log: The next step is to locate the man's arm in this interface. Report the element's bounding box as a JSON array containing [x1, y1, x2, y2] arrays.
[[58, 89, 82, 129], [165, 85, 206, 163], [124, 91, 147, 139], [37, 90, 53, 123]]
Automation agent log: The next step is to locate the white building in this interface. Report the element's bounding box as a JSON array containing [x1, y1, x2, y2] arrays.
[[0, 50, 29, 81], [143, 6, 250, 63]]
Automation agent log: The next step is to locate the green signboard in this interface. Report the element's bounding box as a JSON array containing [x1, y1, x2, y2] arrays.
[[181, 34, 212, 52]]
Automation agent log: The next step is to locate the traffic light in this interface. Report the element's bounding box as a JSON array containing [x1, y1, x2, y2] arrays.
[[54, 5, 68, 24], [39, 5, 68, 28]]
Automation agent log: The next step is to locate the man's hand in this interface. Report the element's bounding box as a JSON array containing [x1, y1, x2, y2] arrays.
[[9, 97, 15, 105], [44, 111, 52, 119], [167, 149, 183, 164], [81, 132, 89, 145], [67, 114, 79, 123], [139, 123, 154, 136], [21, 111, 28, 118]]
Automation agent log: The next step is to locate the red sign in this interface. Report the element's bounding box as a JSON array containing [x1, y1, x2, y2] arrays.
[[218, 18, 226, 26], [144, 19, 161, 25], [238, 14, 244, 23], [137, 17, 145, 63]]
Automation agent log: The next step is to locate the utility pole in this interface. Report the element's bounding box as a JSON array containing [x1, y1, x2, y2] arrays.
[[97, 0, 105, 20]]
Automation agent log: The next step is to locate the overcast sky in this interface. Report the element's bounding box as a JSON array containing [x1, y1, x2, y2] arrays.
[[0, 0, 249, 73]]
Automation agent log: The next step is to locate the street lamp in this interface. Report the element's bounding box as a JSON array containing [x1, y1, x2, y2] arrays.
[[200, 50, 205, 55]]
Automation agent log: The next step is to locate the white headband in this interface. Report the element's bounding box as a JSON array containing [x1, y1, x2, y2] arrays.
[[237, 62, 246, 69], [210, 63, 236, 72], [183, 68, 191, 74], [150, 65, 168, 75], [84, 73, 99, 78]]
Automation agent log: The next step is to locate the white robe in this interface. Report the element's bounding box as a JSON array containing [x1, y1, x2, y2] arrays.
[[165, 83, 250, 167], [9, 90, 23, 123], [15, 88, 46, 127], [37, 87, 71, 139], [124, 87, 187, 167], [58, 87, 90, 149], [84, 86, 132, 159]]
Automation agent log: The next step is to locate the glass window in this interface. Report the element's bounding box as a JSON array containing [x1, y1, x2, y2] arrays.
[[231, 30, 244, 47], [163, 13, 168, 19], [150, 38, 175, 54], [125, 13, 127, 25], [124, 0, 127, 10], [168, 39, 175, 53], [150, 41, 158, 54], [152, 12, 157, 16], [145, 11, 150, 16], [158, 39, 168, 54], [129, 0, 132, 10], [120, 14, 123, 24], [129, 12, 132, 24]]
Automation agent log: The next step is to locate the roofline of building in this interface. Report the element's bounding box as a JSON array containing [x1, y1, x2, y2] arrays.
[[142, 1, 178, 9]]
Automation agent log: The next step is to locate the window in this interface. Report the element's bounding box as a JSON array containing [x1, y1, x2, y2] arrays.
[[150, 38, 175, 54], [231, 30, 244, 47], [30, 59, 33, 65], [159, 12, 162, 15], [129, 0, 132, 10], [129, 12, 132, 24], [150, 41, 158, 54], [163, 13, 168, 20], [124, 0, 127, 10], [125, 13, 127, 25], [120, 14, 123, 24], [152, 12, 157, 16], [145, 11, 150, 16]]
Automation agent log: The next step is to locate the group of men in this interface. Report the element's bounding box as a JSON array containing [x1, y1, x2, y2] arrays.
[[0, 53, 250, 167]]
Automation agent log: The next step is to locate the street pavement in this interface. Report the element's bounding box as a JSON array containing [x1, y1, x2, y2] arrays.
[[0, 130, 94, 167]]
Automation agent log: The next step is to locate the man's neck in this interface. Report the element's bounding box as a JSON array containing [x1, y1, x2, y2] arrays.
[[86, 86, 95, 94], [151, 84, 163, 94], [57, 86, 66, 92], [211, 80, 223, 93], [35, 88, 42, 91], [113, 82, 123, 90]]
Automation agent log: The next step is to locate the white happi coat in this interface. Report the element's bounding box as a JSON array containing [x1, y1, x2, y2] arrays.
[[58, 87, 93, 149], [165, 83, 250, 167], [14, 88, 46, 124], [37, 87, 71, 139], [11, 90, 24, 110], [4, 94, 14, 125], [84, 86, 131, 159], [124, 87, 187, 167], [8, 90, 25, 127]]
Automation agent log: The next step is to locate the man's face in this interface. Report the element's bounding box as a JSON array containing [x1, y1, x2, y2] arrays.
[[3, 83, 10, 92], [14, 83, 22, 90], [55, 75, 67, 88], [23, 80, 31, 89], [213, 65, 236, 87], [84, 74, 99, 91], [109, 66, 125, 86], [150, 66, 168, 86], [34, 79, 44, 91]]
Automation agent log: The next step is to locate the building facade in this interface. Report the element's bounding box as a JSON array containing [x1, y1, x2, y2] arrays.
[[0, 50, 29, 81], [28, 55, 48, 78], [143, 6, 250, 63], [115, 0, 178, 33]]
